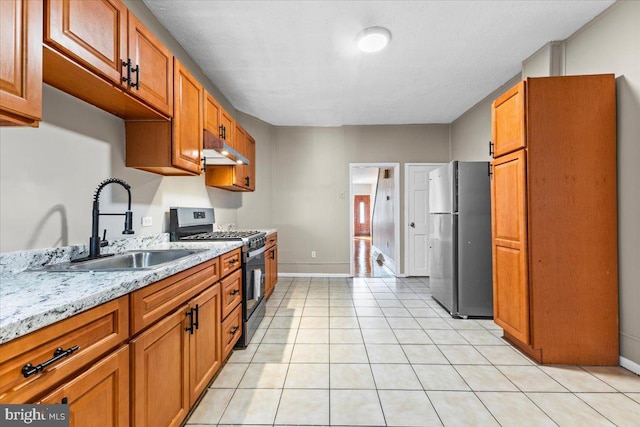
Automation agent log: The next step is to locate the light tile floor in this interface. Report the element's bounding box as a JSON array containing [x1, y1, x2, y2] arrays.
[[187, 277, 640, 427]]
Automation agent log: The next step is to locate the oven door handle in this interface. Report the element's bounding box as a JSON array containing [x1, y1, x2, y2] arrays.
[[246, 245, 267, 259]]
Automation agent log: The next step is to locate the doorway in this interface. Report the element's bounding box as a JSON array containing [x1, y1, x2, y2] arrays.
[[354, 195, 371, 236], [404, 163, 445, 276], [349, 163, 400, 278]]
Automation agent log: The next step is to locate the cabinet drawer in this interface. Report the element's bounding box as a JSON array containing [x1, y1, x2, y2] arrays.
[[221, 304, 242, 360], [266, 233, 277, 247], [220, 269, 242, 320], [220, 249, 241, 277], [130, 259, 218, 335], [0, 296, 129, 403]]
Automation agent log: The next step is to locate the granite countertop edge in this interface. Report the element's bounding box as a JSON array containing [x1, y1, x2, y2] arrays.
[[0, 234, 243, 344]]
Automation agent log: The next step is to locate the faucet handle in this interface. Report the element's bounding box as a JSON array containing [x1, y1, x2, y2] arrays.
[[100, 229, 109, 247]]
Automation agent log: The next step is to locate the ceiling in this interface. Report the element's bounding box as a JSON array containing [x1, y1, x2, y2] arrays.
[[142, 0, 614, 127]]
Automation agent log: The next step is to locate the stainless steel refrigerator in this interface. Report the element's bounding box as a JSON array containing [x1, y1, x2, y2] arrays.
[[428, 161, 493, 318]]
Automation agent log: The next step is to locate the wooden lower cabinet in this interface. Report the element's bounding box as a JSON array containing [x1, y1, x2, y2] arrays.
[[221, 304, 243, 360], [131, 304, 190, 427], [39, 346, 130, 427], [265, 236, 278, 299], [490, 150, 529, 345], [131, 282, 223, 427], [189, 284, 222, 404]]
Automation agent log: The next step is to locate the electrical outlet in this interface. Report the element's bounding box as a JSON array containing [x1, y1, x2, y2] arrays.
[[142, 216, 153, 227], [311, 251, 317, 258]]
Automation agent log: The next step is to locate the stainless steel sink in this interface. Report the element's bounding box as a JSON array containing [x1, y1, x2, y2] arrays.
[[41, 249, 206, 272]]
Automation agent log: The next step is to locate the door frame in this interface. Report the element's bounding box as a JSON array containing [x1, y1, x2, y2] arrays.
[[349, 163, 400, 277], [404, 163, 445, 277]]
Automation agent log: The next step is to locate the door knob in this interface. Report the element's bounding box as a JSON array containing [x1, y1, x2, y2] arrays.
[[410, 222, 415, 228]]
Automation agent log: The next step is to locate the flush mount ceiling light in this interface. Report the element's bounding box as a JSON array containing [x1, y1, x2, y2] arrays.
[[356, 26, 391, 53]]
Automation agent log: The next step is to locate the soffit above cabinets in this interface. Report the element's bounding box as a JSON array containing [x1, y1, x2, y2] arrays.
[[142, 0, 614, 126]]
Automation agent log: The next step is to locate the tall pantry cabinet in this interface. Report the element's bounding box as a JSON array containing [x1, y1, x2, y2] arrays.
[[490, 74, 619, 365]]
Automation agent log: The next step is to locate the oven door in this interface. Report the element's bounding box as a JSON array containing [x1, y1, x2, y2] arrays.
[[244, 246, 266, 320]]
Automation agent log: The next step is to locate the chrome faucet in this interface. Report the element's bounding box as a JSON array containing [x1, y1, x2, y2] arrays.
[[75, 178, 134, 262]]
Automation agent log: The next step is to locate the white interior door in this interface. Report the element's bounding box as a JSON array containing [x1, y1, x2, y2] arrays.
[[407, 164, 443, 276]]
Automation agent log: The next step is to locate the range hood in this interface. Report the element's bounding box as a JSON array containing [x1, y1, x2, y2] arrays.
[[202, 129, 249, 166]]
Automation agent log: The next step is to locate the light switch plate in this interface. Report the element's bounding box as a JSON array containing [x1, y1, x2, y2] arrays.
[[142, 216, 153, 227]]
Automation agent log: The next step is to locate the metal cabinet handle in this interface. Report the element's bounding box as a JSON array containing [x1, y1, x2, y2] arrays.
[[219, 125, 224, 140], [122, 59, 132, 85], [193, 304, 199, 330], [410, 222, 415, 228], [244, 177, 250, 187], [229, 259, 238, 265], [230, 289, 240, 296], [131, 64, 140, 90], [185, 309, 194, 334], [489, 140, 494, 157], [230, 326, 239, 335], [22, 346, 80, 378], [488, 163, 493, 178]]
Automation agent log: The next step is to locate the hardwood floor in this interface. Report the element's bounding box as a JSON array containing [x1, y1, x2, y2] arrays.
[[353, 236, 394, 278]]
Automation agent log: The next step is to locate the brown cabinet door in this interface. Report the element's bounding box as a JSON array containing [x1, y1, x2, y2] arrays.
[[491, 150, 530, 344], [246, 134, 256, 191], [492, 81, 526, 158], [204, 90, 221, 136], [131, 305, 190, 427], [233, 123, 247, 187], [45, 0, 127, 87], [189, 284, 222, 405], [172, 59, 202, 175], [127, 13, 173, 116], [0, 0, 42, 125], [265, 245, 277, 298], [220, 107, 234, 145], [39, 346, 129, 426]]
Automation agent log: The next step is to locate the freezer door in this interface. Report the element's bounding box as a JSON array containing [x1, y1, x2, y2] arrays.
[[429, 162, 455, 214], [457, 161, 493, 317], [429, 213, 457, 314]]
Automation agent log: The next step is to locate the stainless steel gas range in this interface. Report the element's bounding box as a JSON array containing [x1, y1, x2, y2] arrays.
[[169, 207, 266, 348]]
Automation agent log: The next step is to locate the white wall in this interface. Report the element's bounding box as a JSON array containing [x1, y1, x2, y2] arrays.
[[272, 125, 450, 274]]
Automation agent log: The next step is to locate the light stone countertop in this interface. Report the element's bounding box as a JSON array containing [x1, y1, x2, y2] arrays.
[[0, 234, 243, 344]]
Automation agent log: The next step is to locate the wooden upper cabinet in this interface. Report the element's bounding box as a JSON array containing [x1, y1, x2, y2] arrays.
[[491, 81, 525, 157], [43, 0, 172, 120], [0, 0, 42, 126], [45, 0, 128, 88], [127, 13, 173, 116], [204, 90, 222, 136], [233, 123, 247, 187], [246, 134, 256, 191], [126, 59, 202, 175], [172, 59, 203, 175], [220, 107, 234, 145]]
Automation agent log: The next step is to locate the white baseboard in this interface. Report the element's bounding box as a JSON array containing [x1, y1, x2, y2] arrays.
[[620, 356, 640, 375], [278, 273, 351, 278]]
